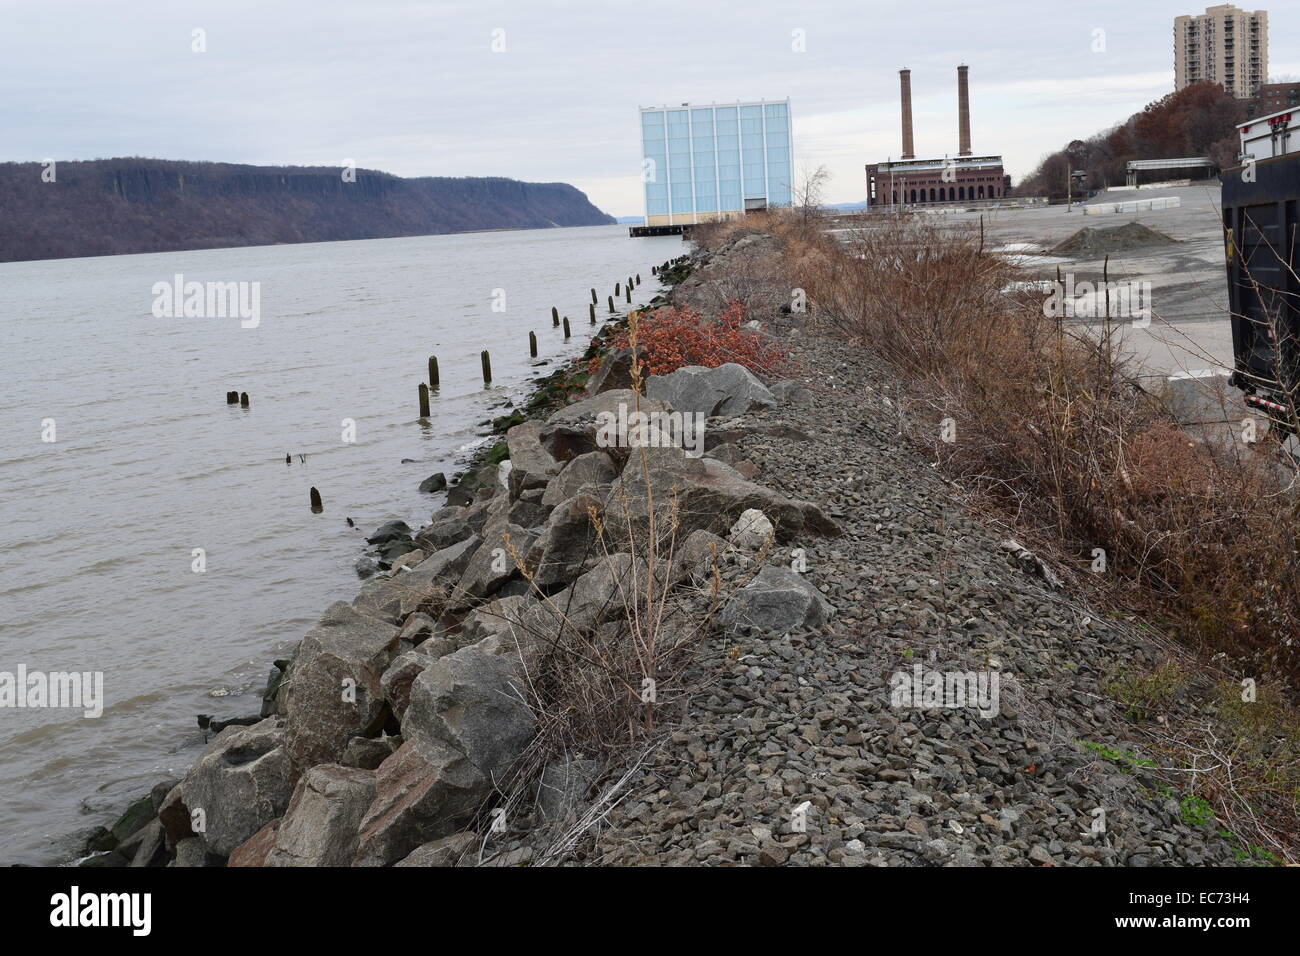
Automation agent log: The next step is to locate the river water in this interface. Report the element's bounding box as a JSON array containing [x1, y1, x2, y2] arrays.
[[0, 224, 680, 864]]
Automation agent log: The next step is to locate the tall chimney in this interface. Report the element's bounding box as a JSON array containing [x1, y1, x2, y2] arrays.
[[957, 64, 972, 156], [899, 68, 915, 160]]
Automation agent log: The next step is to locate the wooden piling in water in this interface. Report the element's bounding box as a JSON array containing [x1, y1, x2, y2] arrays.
[[239, 392, 249, 408], [615, 282, 621, 296], [428, 355, 439, 389], [589, 303, 596, 324], [636, 273, 641, 285], [310, 487, 323, 512], [481, 350, 492, 384], [226, 391, 239, 404], [551, 306, 559, 327], [418, 382, 430, 417], [591, 288, 597, 305], [562, 317, 571, 339], [625, 286, 632, 303], [529, 331, 538, 357], [608, 295, 615, 314]]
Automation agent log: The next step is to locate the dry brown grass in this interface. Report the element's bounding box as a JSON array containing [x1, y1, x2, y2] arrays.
[[774, 215, 1300, 685], [722, 209, 1300, 858]]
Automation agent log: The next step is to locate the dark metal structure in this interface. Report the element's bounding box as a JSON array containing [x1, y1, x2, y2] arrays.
[[1223, 151, 1300, 436]]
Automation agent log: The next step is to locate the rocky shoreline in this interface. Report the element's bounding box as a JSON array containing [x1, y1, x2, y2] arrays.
[[76, 234, 1250, 868], [71, 254, 699, 867]]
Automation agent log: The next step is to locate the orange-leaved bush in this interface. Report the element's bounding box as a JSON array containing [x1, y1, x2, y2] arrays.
[[596, 301, 787, 377]]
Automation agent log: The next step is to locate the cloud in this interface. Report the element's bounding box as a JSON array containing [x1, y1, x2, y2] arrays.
[[0, 0, 1293, 211]]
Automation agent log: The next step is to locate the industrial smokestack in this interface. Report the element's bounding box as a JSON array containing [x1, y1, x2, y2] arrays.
[[957, 64, 972, 156], [899, 68, 915, 160]]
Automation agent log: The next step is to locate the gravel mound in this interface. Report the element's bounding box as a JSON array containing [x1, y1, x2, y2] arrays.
[[1051, 222, 1174, 256]]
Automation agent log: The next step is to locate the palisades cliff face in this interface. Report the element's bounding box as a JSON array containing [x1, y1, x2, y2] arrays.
[[0, 159, 616, 262]]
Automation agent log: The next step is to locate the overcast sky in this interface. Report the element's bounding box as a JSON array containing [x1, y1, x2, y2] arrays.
[[2, 0, 1296, 215]]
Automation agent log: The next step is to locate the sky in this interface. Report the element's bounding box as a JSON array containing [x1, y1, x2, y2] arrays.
[[2, 0, 1297, 215]]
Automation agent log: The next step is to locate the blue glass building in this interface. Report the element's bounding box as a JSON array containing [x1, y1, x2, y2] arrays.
[[640, 100, 793, 226]]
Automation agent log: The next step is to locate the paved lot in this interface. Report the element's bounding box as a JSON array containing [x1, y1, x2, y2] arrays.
[[950, 182, 1232, 380]]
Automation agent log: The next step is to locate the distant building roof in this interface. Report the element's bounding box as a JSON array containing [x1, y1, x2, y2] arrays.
[[868, 155, 1004, 173]]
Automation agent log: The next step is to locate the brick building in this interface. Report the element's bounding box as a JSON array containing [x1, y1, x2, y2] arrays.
[[865, 65, 1009, 208], [1247, 80, 1299, 118]]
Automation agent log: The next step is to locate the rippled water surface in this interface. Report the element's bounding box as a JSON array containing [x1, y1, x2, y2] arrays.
[[0, 224, 679, 864]]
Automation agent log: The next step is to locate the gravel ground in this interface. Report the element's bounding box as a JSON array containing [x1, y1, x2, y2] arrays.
[[565, 331, 1243, 867]]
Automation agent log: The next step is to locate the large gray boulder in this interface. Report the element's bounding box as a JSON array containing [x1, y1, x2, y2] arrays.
[[719, 565, 834, 633], [516, 553, 646, 656], [171, 837, 221, 868], [180, 717, 294, 858], [541, 451, 618, 506], [524, 493, 604, 588], [340, 735, 401, 770], [451, 522, 535, 608], [380, 651, 434, 723], [353, 535, 480, 624], [506, 496, 551, 530], [537, 389, 670, 462], [646, 363, 775, 418], [282, 602, 400, 775], [227, 821, 279, 867], [669, 529, 732, 587], [610, 449, 839, 543], [366, 520, 412, 546], [352, 739, 489, 867], [729, 508, 774, 549], [586, 348, 635, 395], [457, 595, 529, 648], [404, 645, 535, 782], [264, 764, 376, 867], [414, 501, 493, 553], [505, 421, 561, 483]]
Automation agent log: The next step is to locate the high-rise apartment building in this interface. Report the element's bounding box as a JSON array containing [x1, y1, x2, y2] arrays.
[[1174, 5, 1268, 99], [639, 100, 792, 227]]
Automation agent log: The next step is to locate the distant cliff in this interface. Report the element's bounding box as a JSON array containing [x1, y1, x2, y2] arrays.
[[0, 159, 616, 263]]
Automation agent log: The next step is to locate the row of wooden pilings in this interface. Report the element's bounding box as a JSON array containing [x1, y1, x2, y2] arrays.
[[416, 273, 642, 418]]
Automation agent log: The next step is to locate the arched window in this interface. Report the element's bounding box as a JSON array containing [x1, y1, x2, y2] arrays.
[[958, 186, 965, 200], [892, 191, 898, 204], [910, 188, 917, 203], [927, 188, 934, 202], [978, 185, 985, 198]]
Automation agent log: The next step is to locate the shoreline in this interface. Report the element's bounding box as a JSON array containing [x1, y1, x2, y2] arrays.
[[69, 218, 1284, 868], [68, 254, 688, 868]]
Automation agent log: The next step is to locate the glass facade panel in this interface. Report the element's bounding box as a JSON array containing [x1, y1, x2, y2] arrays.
[[641, 101, 791, 222]]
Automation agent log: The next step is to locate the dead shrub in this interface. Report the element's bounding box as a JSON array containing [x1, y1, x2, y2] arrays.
[[775, 215, 1300, 685]]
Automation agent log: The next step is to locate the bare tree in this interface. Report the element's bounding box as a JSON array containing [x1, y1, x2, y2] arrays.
[[793, 164, 832, 223]]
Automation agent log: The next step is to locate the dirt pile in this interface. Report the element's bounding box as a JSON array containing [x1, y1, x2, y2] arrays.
[[1052, 222, 1175, 257]]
